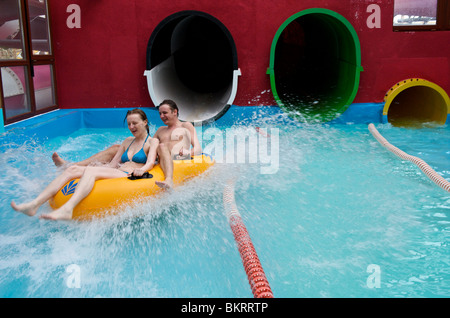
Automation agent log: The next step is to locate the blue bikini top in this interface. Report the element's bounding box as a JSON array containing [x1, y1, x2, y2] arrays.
[[121, 135, 149, 164]]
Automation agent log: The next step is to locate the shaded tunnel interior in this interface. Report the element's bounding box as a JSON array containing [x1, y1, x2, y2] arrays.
[[386, 82, 449, 127], [270, 10, 361, 122], [145, 11, 239, 123]]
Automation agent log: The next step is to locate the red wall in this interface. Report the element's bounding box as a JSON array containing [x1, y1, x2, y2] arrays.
[[49, 0, 450, 109]]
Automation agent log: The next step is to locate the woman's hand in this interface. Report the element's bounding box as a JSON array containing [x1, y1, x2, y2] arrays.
[[129, 168, 145, 177]]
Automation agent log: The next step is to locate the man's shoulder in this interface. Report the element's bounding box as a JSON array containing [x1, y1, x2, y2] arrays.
[[181, 121, 194, 129]]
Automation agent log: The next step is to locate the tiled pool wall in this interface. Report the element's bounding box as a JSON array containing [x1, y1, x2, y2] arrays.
[[1, 103, 388, 142]]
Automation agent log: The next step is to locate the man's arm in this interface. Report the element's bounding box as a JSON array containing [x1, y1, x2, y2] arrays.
[[183, 122, 202, 156], [153, 127, 161, 142]]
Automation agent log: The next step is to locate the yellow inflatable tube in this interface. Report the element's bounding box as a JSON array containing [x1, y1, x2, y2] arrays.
[[49, 154, 215, 220]]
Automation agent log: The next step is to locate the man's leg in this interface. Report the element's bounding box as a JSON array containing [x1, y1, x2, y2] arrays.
[[52, 144, 120, 167], [155, 143, 174, 189]]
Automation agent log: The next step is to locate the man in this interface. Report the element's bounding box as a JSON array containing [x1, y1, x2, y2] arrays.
[[153, 99, 201, 189], [52, 100, 201, 190]]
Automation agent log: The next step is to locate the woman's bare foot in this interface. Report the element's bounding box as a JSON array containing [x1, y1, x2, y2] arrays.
[[52, 152, 67, 167], [155, 180, 174, 190], [11, 201, 39, 217], [39, 206, 73, 221]]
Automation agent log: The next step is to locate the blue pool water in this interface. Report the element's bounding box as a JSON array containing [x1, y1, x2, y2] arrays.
[[0, 107, 449, 297]]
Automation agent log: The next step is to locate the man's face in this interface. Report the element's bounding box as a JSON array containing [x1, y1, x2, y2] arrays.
[[159, 104, 177, 125]]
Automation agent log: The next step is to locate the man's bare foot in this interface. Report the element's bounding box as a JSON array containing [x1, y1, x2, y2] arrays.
[[155, 180, 173, 190], [52, 152, 67, 167], [11, 201, 39, 217], [39, 206, 73, 221]]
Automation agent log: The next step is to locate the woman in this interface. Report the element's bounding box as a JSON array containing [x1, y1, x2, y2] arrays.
[[11, 109, 159, 221]]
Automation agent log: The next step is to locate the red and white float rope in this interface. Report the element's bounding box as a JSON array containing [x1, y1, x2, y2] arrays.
[[223, 178, 274, 298], [368, 123, 450, 192]]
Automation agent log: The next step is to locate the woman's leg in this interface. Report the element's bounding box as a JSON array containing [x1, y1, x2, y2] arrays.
[[40, 166, 126, 220], [11, 165, 87, 216]]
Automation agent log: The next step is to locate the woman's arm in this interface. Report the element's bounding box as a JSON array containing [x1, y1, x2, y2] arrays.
[[106, 138, 129, 168]]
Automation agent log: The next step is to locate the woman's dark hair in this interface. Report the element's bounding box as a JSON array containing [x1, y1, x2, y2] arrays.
[[158, 99, 179, 117], [125, 109, 149, 133]]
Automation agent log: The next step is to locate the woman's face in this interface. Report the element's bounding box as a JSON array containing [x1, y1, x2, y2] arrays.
[[127, 114, 147, 135]]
